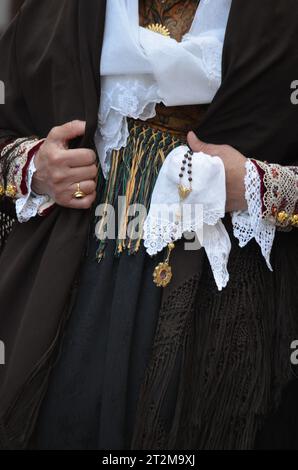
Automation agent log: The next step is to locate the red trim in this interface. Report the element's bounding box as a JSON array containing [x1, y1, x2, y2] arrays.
[[20, 140, 45, 195]]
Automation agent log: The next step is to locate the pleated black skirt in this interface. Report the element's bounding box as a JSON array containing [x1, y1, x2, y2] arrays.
[[33, 233, 164, 450]]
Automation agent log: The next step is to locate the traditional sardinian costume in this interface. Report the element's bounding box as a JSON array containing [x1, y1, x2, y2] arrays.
[[0, 0, 298, 450]]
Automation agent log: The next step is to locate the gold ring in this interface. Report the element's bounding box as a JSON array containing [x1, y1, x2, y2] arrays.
[[73, 183, 86, 199]]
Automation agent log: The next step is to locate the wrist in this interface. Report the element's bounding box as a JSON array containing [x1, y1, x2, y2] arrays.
[[226, 160, 248, 212], [31, 147, 48, 196]]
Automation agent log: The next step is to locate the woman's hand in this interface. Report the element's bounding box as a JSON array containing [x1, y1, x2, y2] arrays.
[[187, 131, 248, 212], [32, 120, 98, 209]]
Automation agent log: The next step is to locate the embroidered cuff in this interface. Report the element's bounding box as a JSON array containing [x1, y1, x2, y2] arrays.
[[0, 137, 45, 200], [251, 159, 298, 229]]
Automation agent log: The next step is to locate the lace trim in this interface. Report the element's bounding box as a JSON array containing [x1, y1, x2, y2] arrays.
[[203, 221, 230, 291], [143, 216, 201, 256], [15, 157, 52, 223], [232, 160, 275, 271], [143, 217, 230, 291], [95, 79, 160, 177]]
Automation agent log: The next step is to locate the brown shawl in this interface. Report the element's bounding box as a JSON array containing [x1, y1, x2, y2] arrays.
[[0, 0, 106, 449]]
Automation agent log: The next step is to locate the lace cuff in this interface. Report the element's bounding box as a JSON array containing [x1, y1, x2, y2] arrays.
[[15, 156, 55, 223], [251, 159, 298, 229], [232, 160, 276, 270]]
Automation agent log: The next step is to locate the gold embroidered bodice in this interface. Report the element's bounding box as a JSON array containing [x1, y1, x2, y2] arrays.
[[139, 0, 207, 135], [140, 0, 200, 42]]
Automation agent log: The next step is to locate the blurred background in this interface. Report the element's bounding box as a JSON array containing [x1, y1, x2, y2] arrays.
[[0, 0, 24, 33]]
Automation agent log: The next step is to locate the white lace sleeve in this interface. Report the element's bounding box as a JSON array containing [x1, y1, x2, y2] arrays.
[[232, 160, 276, 270], [15, 156, 53, 223]]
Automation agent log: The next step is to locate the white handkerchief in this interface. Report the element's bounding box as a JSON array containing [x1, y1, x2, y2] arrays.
[[143, 146, 231, 290]]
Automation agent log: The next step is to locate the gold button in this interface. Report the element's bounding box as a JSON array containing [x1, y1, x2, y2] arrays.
[[5, 184, 17, 198], [276, 211, 288, 224], [0, 185, 4, 197]]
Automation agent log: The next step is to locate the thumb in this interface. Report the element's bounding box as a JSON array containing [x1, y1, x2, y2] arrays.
[[48, 120, 86, 148], [187, 131, 207, 153], [187, 131, 220, 156]]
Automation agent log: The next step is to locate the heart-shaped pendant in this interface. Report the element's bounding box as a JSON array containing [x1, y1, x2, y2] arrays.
[[178, 184, 192, 200]]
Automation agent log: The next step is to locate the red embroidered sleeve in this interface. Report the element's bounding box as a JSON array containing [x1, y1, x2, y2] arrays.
[[0, 137, 44, 200], [251, 160, 298, 229]]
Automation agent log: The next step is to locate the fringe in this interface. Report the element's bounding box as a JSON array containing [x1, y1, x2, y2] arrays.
[[0, 213, 15, 252], [131, 274, 201, 450], [132, 235, 298, 450], [0, 200, 16, 254], [95, 121, 183, 260]]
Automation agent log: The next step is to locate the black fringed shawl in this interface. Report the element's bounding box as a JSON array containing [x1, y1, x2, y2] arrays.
[[0, 0, 298, 449]]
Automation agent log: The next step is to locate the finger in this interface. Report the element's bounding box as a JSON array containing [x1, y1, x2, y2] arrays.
[[68, 180, 97, 197], [67, 164, 98, 183], [48, 120, 86, 147], [67, 192, 97, 210], [187, 131, 221, 156], [63, 148, 97, 168]]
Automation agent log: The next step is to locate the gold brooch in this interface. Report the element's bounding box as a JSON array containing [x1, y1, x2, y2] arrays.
[[147, 23, 171, 38], [153, 242, 175, 288]]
